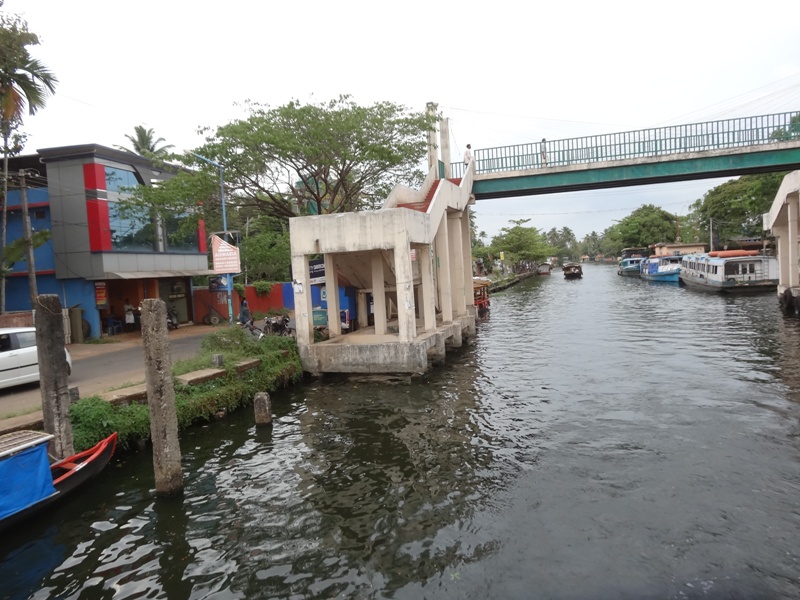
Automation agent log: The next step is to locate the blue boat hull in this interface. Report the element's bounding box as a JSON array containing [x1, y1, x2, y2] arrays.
[[640, 271, 680, 283]]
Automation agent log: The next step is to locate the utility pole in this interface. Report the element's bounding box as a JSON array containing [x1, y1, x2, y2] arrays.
[[19, 170, 38, 305], [709, 218, 714, 252]]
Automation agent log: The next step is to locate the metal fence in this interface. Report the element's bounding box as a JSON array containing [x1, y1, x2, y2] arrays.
[[451, 111, 800, 177]]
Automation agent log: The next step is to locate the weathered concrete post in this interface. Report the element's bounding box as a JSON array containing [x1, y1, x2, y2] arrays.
[[140, 298, 183, 495], [35, 294, 74, 459], [254, 392, 272, 426]]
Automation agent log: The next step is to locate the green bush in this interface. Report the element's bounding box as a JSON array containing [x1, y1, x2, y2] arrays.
[[69, 328, 302, 451], [253, 281, 274, 296], [233, 283, 246, 298]]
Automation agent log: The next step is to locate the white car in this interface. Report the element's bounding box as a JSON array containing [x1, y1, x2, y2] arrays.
[[0, 327, 72, 390]]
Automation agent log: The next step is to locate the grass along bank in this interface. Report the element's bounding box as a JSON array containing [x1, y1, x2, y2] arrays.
[[69, 327, 303, 451]]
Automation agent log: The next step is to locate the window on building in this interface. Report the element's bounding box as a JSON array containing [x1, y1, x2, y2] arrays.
[[108, 201, 157, 252], [163, 212, 199, 254], [105, 167, 141, 192]]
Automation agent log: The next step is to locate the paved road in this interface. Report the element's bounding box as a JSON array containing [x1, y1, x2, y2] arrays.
[[0, 325, 210, 428]]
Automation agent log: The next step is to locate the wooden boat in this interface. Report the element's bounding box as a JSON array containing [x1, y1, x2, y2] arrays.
[[679, 252, 778, 293], [473, 278, 491, 315], [563, 262, 583, 279], [639, 255, 682, 283], [618, 247, 648, 277], [0, 431, 118, 532], [537, 262, 552, 275]]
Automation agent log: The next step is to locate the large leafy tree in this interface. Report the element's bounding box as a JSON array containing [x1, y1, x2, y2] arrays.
[[193, 96, 437, 220], [116, 125, 174, 158], [0, 4, 57, 312], [238, 216, 291, 282], [491, 219, 553, 268], [607, 204, 679, 249], [688, 173, 785, 245]]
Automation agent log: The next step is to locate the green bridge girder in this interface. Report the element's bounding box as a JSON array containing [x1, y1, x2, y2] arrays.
[[472, 146, 800, 200]]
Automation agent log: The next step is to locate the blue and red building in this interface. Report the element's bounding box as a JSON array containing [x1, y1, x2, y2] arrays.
[[5, 144, 210, 338]]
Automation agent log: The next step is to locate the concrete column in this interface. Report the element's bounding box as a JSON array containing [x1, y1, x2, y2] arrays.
[[777, 229, 789, 289], [324, 253, 341, 336], [448, 214, 467, 316], [418, 244, 437, 331], [254, 392, 272, 426], [35, 294, 73, 459], [440, 118, 451, 179], [461, 208, 473, 298], [394, 236, 417, 342], [435, 217, 453, 322], [789, 192, 799, 288], [141, 298, 183, 496], [371, 253, 387, 335], [291, 254, 314, 347], [426, 102, 438, 172], [357, 291, 368, 329]]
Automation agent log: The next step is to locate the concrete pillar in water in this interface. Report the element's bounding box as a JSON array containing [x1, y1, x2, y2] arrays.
[[448, 213, 467, 317], [35, 294, 74, 459], [394, 234, 416, 342], [418, 244, 437, 332], [371, 254, 387, 335], [324, 253, 341, 336], [788, 192, 799, 289], [254, 392, 272, 426], [435, 218, 453, 323], [141, 298, 183, 495]]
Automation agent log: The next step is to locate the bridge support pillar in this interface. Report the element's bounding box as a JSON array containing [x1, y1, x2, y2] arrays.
[[418, 244, 437, 332], [371, 254, 387, 335], [788, 192, 799, 290], [448, 213, 467, 317], [435, 218, 453, 323], [394, 234, 416, 342], [291, 253, 314, 349]]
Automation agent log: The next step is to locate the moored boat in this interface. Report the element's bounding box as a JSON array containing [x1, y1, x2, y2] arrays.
[[473, 278, 491, 315], [618, 247, 648, 277], [678, 251, 778, 293], [640, 255, 682, 283], [0, 431, 118, 532], [537, 262, 552, 275], [563, 262, 583, 279]]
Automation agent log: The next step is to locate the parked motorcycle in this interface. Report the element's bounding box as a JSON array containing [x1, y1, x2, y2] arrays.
[[266, 314, 292, 336], [240, 318, 265, 341]]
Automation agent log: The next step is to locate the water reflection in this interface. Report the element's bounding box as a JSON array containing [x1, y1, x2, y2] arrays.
[[3, 265, 800, 598]]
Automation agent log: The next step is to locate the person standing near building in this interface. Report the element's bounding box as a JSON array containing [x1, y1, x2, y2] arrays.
[[240, 299, 252, 325], [463, 144, 473, 169], [123, 298, 135, 331]]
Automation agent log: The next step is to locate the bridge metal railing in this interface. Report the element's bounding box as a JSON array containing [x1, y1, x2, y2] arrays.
[[451, 111, 800, 177]]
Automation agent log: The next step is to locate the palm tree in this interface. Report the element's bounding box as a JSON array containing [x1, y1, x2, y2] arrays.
[[116, 125, 174, 158], [0, 14, 58, 312]]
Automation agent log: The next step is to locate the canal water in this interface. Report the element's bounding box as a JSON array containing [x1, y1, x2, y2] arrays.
[[3, 264, 800, 599]]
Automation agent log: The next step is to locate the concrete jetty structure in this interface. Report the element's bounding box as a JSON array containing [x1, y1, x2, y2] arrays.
[[289, 109, 476, 375], [765, 170, 800, 311]]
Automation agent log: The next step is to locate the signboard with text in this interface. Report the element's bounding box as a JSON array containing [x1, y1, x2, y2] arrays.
[[94, 282, 107, 308], [212, 235, 241, 274], [309, 259, 325, 284]]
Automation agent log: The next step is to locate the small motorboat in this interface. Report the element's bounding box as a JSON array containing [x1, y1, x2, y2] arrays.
[[0, 431, 118, 532], [563, 262, 583, 279]]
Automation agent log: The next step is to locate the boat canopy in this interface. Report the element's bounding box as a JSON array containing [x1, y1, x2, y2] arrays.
[[0, 433, 56, 520]]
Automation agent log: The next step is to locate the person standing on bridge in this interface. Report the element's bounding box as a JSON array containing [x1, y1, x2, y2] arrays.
[[463, 144, 472, 169], [540, 138, 548, 167]]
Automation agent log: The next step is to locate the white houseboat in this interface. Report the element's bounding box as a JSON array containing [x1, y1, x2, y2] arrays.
[[679, 251, 778, 293]]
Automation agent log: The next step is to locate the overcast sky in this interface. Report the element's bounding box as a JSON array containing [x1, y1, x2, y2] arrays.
[[10, 0, 800, 240]]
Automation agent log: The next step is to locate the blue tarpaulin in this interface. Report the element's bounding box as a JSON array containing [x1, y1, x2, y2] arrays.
[[0, 443, 55, 521]]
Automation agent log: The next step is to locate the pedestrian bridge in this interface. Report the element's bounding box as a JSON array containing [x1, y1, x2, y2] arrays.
[[449, 111, 800, 199]]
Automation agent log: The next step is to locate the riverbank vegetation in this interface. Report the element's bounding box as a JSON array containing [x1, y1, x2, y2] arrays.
[[69, 328, 302, 452]]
